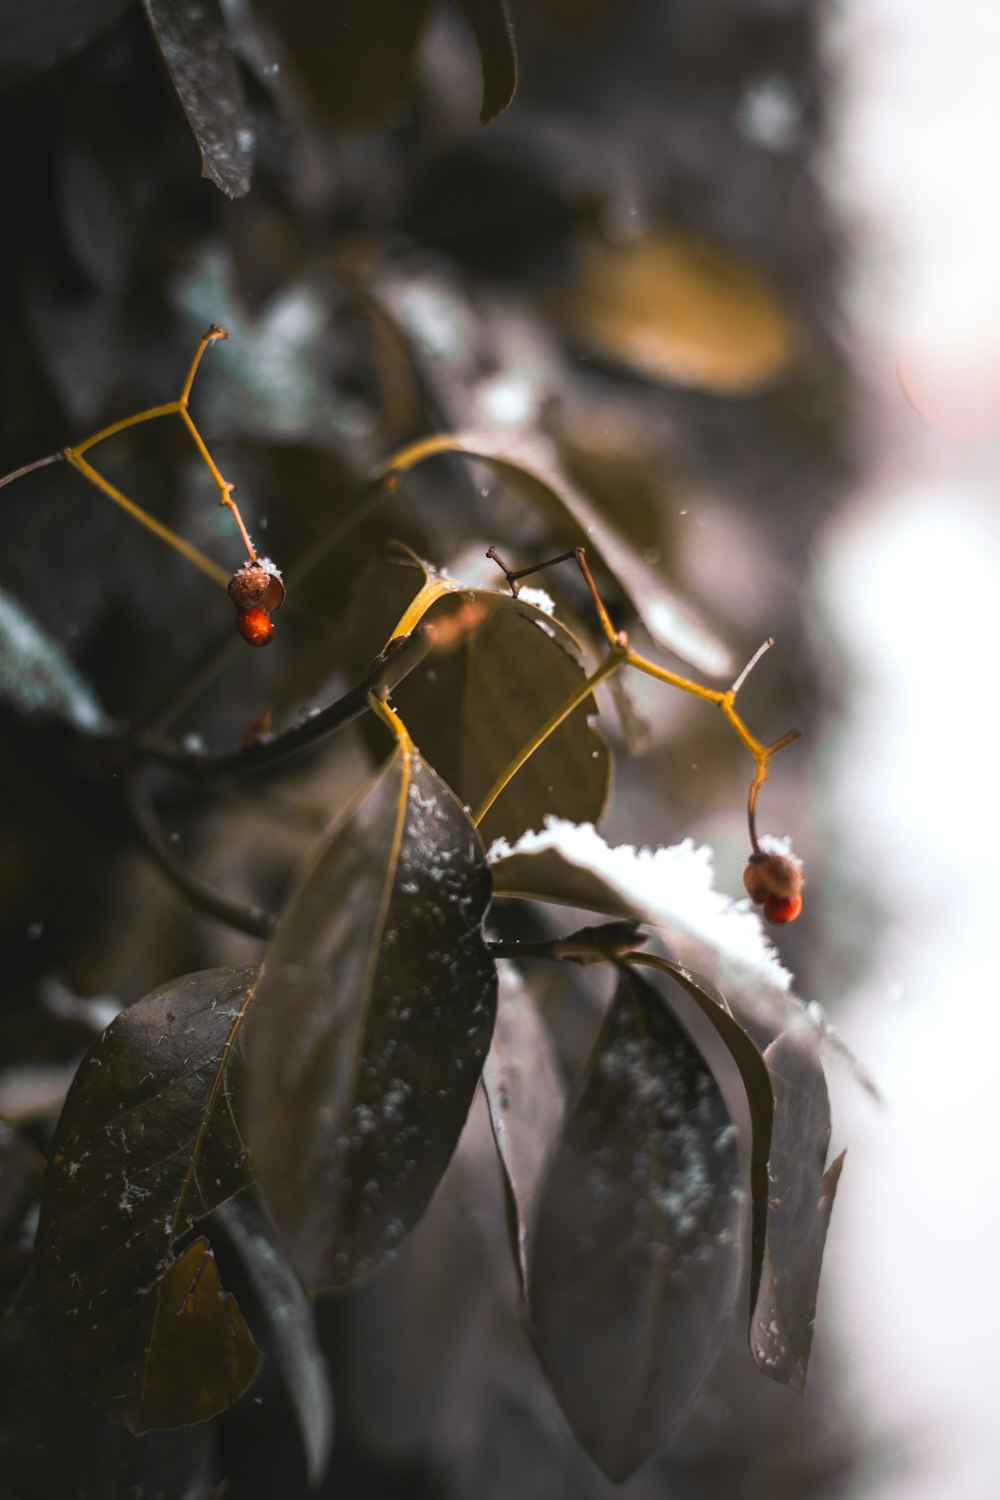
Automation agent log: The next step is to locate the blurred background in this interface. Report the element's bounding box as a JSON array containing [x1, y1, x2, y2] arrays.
[[1, 1, 997, 1497]]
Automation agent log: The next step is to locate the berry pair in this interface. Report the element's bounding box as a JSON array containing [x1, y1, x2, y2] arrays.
[[230, 561, 285, 647], [743, 850, 804, 925]]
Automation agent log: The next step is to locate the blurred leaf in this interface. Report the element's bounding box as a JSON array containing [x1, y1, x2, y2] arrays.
[[452, 0, 517, 123], [0, 1122, 43, 1245], [0, 1279, 216, 1500], [631, 955, 774, 1330], [246, 740, 497, 1292], [0, 587, 111, 734], [35, 967, 262, 1432], [214, 1196, 334, 1484], [381, 430, 732, 675], [750, 1031, 845, 1392], [143, 0, 255, 199], [252, 0, 434, 131], [0, 0, 131, 85], [481, 962, 565, 1293], [527, 965, 744, 1480], [550, 230, 798, 394], [394, 588, 610, 845]]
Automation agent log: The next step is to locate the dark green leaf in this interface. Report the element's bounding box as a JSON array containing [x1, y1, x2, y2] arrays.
[[0, 1277, 216, 1500], [143, 0, 255, 199], [35, 967, 262, 1432], [481, 962, 565, 1293], [214, 1196, 334, 1483], [390, 588, 610, 846], [252, 0, 434, 131], [452, 0, 517, 123], [750, 1031, 845, 1392], [631, 954, 774, 1334], [247, 739, 498, 1292], [528, 966, 744, 1481], [382, 430, 731, 675], [0, 587, 111, 734]]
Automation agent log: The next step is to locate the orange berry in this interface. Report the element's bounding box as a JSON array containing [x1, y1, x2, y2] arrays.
[[235, 607, 274, 647], [763, 892, 803, 925]]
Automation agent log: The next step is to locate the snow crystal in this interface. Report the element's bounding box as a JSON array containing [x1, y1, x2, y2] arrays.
[[516, 585, 556, 616]]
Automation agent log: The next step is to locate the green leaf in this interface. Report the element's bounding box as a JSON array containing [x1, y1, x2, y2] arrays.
[[214, 1196, 335, 1484], [143, 0, 255, 199], [452, 0, 517, 123], [0, 587, 110, 734], [246, 740, 498, 1292], [0, 1278, 216, 1500], [390, 588, 610, 845], [527, 966, 744, 1481], [481, 962, 566, 1294], [630, 954, 774, 1336], [750, 1032, 845, 1392], [381, 430, 731, 675], [35, 967, 262, 1433]]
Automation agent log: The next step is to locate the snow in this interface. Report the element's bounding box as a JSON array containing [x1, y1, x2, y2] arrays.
[[489, 817, 874, 1090]]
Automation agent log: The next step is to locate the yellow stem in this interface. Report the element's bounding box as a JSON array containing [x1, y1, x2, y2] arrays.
[[74, 401, 181, 455], [472, 652, 625, 827], [63, 450, 230, 588], [367, 692, 413, 747]]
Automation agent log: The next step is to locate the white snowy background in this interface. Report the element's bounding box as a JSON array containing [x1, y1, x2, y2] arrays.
[[815, 4, 1000, 1498]]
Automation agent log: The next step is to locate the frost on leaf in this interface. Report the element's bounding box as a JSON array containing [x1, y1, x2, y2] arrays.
[[528, 965, 744, 1481]]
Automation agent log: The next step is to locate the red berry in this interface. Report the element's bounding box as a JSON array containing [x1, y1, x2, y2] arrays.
[[763, 892, 803, 925], [235, 607, 274, 647]]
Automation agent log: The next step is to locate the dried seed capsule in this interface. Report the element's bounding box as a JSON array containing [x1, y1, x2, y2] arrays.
[[235, 607, 274, 647], [743, 847, 804, 904], [229, 560, 285, 614]]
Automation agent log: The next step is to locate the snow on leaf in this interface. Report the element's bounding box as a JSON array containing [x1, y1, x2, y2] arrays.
[[489, 818, 876, 1095]]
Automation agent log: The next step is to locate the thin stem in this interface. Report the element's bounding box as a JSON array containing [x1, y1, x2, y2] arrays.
[[125, 773, 275, 939], [131, 628, 434, 780], [180, 324, 227, 406], [472, 650, 625, 827], [486, 544, 620, 649], [73, 401, 180, 455], [731, 637, 774, 696], [0, 451, 66, 490], [63, 449, 230, 588]]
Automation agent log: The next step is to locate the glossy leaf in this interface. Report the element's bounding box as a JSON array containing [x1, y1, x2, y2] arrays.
[[0, 1278, 215, 1500], [490, 818, 878, 1095], [246, 739, 498, 1292], [452, 0, 517, 123], [380, 430, 731, 675], [143, 0, 255, 199], [750, 1031, 845, 1392], [0, 587, 110, 734], [214, 1196, 335, 1483], [481, 962, 566, 1293], [550, 230, 798, 395], [631, 953, 775, 1329], [528, 966, 744, 1481], [35, 967, 262, 1432], [390, 588, 610, 845]]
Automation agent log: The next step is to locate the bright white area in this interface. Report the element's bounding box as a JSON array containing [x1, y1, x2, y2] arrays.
[[818, 4, 1000, 1497]]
